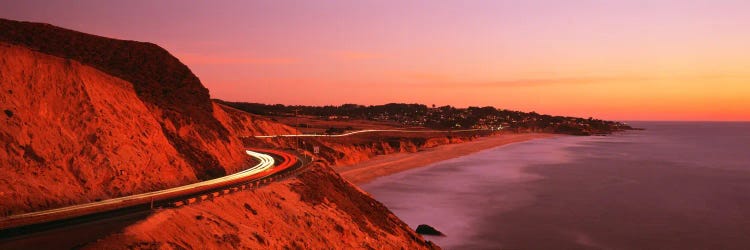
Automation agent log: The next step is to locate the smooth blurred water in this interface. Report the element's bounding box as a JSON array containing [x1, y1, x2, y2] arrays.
[[362, 122, 750, 249]]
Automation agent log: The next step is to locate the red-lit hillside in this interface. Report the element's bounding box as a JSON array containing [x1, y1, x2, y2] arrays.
[[0, 18, 436, 249], [0, 18, 301, 214]]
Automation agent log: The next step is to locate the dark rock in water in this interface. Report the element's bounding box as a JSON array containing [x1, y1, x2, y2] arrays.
[[416, 224, 445, 236]]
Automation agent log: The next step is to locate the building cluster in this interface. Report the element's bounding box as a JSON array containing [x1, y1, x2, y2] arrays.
[[221, 101, 632, 135]]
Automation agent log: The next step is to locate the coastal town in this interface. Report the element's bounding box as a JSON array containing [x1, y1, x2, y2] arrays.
[[219, 102, 633, 135]]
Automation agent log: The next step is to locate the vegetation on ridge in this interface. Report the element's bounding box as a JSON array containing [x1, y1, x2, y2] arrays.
[[218, 101, 633, 136]]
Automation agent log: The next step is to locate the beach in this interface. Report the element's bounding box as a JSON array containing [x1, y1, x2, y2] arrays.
[[361, 122, 750, 249], [336, 133, 557, 184]]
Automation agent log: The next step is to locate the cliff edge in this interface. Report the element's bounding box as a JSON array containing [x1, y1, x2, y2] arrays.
[[0, 18, 435, 249]]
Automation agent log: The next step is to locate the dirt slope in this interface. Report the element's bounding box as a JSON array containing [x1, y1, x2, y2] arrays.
[[254, 131, 486, 167], [0, 18, 252, 180], [86, 164, 437, 249], [0, 18, 288, 214], [0, 42, 200, 214], [1, 18, 434, 249]]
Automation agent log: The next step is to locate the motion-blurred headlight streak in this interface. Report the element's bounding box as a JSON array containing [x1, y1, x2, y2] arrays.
[[1, 150, 276, 222]]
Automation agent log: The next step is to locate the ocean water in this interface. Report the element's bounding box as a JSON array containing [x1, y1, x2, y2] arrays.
[[362, 122, 750, 249]]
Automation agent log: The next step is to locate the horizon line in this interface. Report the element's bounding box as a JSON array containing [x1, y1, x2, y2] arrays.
[[214, 100, 749, 123]]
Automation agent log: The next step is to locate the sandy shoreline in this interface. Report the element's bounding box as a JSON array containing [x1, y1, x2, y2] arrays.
[[336, 133, 558, 184]]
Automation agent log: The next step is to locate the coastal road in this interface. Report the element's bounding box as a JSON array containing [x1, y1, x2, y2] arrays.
[[252, 128, 494, 138], [0, 149, 306, 239], [0, 128, 487, 246]]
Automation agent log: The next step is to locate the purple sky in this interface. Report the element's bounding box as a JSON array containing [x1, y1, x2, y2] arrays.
[[2, 0, 749, 120]]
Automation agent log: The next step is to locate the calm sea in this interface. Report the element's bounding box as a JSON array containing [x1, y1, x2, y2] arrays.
[[362, 122, 750, 249]]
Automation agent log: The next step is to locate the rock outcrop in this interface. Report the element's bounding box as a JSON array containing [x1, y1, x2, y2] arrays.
[[416, 224, 446, 236]]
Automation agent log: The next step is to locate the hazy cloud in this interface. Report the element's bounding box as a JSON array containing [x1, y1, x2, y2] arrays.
[[401, 75, 682, 89], [399, 73, 749, 89], [177, 53, 301, 65], [332, 51, 384, 61]]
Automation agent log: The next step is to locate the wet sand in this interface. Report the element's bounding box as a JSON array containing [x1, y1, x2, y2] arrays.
[[336, 133, 557, 184]]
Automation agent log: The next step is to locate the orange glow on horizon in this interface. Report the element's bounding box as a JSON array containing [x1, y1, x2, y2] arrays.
[[3, 1, 749, 121]]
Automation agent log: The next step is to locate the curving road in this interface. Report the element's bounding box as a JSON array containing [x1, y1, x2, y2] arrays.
[[0, 149, 304, 234], [253, 128, 493, 138], [0, 128, 491, 241]]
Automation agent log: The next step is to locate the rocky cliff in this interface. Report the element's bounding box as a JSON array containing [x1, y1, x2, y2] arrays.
[[0, 18, 435, 249], [253, 131, 479, 167], [0, 18, 270, 214], [86, 164, 437, 249]]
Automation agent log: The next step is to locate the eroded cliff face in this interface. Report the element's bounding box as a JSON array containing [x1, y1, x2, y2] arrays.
[[213, 103, 299, 138], [321, 137, 471, 166], [86, 164, 438, 249], [0, 42, 200, 214], [0, 19, 294, 214], [1, 18, 436, 249], [256, 134, 476, 167], [0, 18, 253, 181]]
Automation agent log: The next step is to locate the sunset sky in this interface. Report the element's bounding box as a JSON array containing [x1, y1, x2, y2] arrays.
[[2, 0, 749, 121]]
